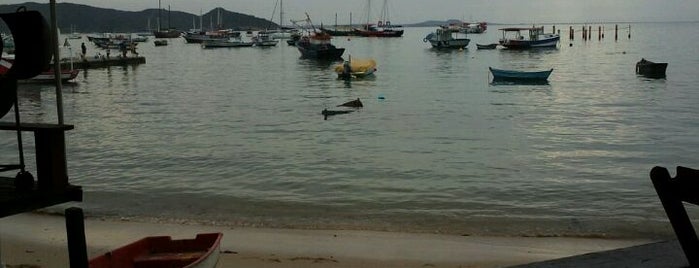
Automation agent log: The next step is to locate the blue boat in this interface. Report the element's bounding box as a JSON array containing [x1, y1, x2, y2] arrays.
[[489, 67, 553, 82]]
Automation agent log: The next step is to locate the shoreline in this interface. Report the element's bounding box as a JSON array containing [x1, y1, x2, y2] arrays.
[[1, 212, 653, 267]]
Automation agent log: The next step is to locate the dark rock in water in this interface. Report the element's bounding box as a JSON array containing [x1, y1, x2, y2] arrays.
[[322, 108, 354, 120], [338, 98, 363, 108]]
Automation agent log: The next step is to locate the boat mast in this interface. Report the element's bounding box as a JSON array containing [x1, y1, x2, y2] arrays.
[[366, 0, 371, 26], [279, 0, 283, 28], [157, 0, 162, 31], [168, 5, 171, 30]]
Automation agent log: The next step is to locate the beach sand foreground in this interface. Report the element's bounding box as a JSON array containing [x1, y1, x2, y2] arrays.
[[1, 213, 652, 268]]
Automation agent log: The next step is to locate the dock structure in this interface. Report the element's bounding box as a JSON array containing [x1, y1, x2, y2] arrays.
[[509, 240, 687, 268], [60, 56, 146, 70]]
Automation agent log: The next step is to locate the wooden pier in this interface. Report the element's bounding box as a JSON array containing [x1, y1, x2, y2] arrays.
[[60, 56, 146, 70]]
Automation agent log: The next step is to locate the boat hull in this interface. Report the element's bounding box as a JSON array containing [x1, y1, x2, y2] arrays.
[[354, 29, 404, 37], [153, 30, 181, 38], [89, 233, 223, 268], [202, 42, 253, 48], [297, 45, 345, 59], [320, 27, 358, 37], [154, 40, 168, 46], [489, 67, 553, 82], [476, 43, 497, 49], [500, 36, 559, 49], [428, 38, 470, 49], [636, 58, 667, 78], [24, 69, 79, 82]]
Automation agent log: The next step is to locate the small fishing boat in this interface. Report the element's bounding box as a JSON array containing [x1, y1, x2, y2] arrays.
[[423, 27, 470, 49], [489, 67, 553, 82], [154, 39, 168, 46], [26, 69, 79, 82], [636, 58, 667, 78], [334, 58, 377, 79], [201, 37, 253, 48], [476, 43, 497, 49], [353, 0, 404, 37], [1, 57, 79, 82], [499, 26, 559, 49], [252, 31, 279, 47], [89, 233, 223, 268], [294, 13, 345, 59]]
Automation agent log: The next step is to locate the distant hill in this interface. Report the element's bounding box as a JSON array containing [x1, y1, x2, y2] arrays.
[[406, 19, 501, 28], [0, 2, 277, 33]]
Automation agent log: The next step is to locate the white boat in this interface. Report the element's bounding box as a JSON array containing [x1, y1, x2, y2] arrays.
[[252, 31, 279, 46], [423, 27, 470, 49]]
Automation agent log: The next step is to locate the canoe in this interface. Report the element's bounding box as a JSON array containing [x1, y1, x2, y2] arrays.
[[89, 232, 223, 268], [489, 67, 553, 81], [476, 43, 497, 49], [636, 58, 667, 78]]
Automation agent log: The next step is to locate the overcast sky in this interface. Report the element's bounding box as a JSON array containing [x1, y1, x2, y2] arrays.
[[8, 0, 699, 25]]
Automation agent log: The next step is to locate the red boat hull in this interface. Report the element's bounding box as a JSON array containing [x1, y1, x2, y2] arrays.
[[89, 233, 223, 268]]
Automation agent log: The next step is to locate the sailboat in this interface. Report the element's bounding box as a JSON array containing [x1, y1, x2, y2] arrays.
[[354, 0, 403, 37], [320, 13, 357, 36], [267, 0, 298, 39], [153, 0, 181, 38]]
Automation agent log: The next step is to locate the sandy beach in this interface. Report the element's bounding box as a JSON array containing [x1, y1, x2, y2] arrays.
[[0, 212, 653, 268]]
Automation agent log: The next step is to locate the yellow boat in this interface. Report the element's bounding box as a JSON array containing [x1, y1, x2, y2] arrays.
[[334, 58, 377, 79]]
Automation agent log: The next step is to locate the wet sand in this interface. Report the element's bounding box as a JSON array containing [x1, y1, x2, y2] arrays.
[[0, 213, 652, 268]]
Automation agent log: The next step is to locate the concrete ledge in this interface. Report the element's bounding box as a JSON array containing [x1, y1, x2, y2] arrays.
[[509, 240, 688, 268]]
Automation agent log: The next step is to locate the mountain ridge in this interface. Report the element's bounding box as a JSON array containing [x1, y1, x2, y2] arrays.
[[0, 2, 278, 33]]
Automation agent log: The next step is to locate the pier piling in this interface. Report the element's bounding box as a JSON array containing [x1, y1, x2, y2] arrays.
[[570, 26, 574, 40], [628, 25, 631, 39]]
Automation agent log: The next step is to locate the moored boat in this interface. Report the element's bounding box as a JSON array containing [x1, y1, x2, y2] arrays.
[[423, 27, 470, 49], [153, 0, 181, 38], [334, 58, 377, 79], [499, 26, 559, 49], [154, 39, 168, 46], [183, 30, 236, 44], [1, 57, 79, 82], [476, 43, 497, 49], [89, 233, 223, 268], [353, 0, 404, 37], [636, 58, 667, 78], [489, 67, 553, 82], [252, 31, 279, 47], [294, 13, 345, 59], [201, 37, 253, 48], [296, 32, 345, 59], [26, 69, 79, 82], [459, 21, 487, 34], [354, 23, 403, 37]]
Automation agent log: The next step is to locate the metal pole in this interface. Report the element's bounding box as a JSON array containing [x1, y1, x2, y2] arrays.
[[50, 0, 65, 125]]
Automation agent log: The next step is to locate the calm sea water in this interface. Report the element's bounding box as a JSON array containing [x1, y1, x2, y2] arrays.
[[2, 22, 699, 238]]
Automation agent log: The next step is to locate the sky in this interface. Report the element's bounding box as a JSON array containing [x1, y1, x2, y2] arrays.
[[6, 0, 699, 25]]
